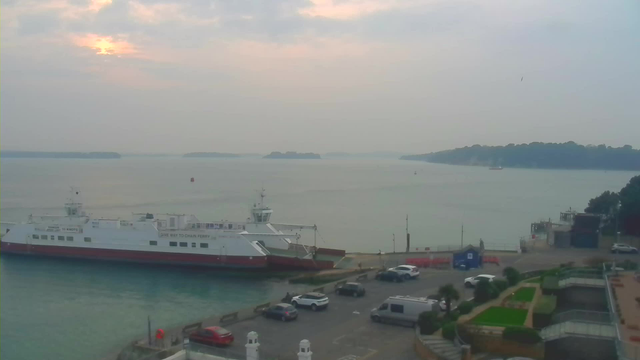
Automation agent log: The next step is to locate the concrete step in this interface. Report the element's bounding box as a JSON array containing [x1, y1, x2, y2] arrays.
[[420, 336, 461, 360]]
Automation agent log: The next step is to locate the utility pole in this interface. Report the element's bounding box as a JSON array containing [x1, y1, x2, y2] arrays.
[[148, 315, 152, 346], [406, 215, 410, 253], [393, 233, 396, 253], [460, 223, 464, 249]]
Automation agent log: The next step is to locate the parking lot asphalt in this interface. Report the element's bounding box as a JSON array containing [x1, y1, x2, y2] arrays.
[[214, 248, 638, 360]]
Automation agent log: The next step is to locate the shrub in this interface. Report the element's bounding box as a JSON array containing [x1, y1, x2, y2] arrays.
[[474, 280, 499, 303], [443, 310, 460, 323], [503, 267, 521, 286], [493, 279, 509, 292], [418, 311, 441, 335], [502, 326, 542, 344], [442, 322, 456, 341], [458, 301, 474, 315]]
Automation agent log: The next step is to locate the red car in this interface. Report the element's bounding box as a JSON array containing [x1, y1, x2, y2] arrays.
[[189, 326, 234, 347]]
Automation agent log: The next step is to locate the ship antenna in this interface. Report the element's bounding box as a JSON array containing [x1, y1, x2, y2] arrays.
[[260, 187, 266, 207]]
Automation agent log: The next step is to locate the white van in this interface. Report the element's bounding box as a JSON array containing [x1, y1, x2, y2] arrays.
[[370, 295, 440, 326]]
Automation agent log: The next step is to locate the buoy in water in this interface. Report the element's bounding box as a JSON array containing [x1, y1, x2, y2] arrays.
[[190, 177, 195, 183]]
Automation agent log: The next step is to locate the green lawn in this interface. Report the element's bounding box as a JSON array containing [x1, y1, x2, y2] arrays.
[[471, 307, 528, 327], [525, 277, 541, 284], [512, 287, 536, 302]]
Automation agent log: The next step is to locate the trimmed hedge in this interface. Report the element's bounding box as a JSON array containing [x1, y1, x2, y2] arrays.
[[418, 311, 441, 335], [533, 295, 557, 315], [458, 301, 474, 315], [442, 322, 456, 341], [502, 326, 542, 344], [532, 295, 557, 329], [541, 275, 559, 295]]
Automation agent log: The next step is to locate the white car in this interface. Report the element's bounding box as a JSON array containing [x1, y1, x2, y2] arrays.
[[390, 265, 420, 280], [464, 274, 495, 288], [611, 243, 638, 254], [291, 292, 329, 311]]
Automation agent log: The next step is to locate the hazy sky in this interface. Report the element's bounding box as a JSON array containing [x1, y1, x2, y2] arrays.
[[1, 0, 639, 154]]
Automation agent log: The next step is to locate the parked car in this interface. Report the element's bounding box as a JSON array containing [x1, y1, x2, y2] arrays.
[[390, 265, 420, 280], [464, 274, 495, 287], [370, 295, 439, 325], [189, 326, 234, 346], [611, 243, 639, 254], [262, 303, 298, 321], [375, 270, 405, 283], [335, 282, 366, 297], [291, 292, 329, 311]]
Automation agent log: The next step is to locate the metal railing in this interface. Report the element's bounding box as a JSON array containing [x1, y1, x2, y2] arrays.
[[552, 310, 611, 325], [541, 320, 616, 341], [603, 264, 640, 360]]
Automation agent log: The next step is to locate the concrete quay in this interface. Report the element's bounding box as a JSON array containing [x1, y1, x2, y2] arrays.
[[113, 247, 635, 360]]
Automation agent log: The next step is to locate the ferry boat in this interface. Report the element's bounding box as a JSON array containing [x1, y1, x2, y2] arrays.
[[0, 189, 344, 270]]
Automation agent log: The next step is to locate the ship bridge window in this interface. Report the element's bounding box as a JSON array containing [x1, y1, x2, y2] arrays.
[[66, 236, 73, 241], [228, 224, 233, 229], [84, 237, 91, 242], [58, 236, 65, 241], [200, 243, 209, 248], [150, 241, 158, 246], [170, 241, 177, 247], [33, 234, 40, 239], [179, 242, 188, 247], [191, 242, 196, 248], [41, 235, 48, 240]]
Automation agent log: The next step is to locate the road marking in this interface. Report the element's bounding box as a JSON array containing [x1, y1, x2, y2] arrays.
[[332, 334, 347, 345], [358, 349, 378, 359]]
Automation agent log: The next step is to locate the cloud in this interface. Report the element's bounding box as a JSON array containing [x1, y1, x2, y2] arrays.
[[298, 0, 422, 20], [128, 1, 218, 25], [72, 33, 137, 56]]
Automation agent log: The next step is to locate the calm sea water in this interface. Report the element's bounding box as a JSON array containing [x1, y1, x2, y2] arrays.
[[1, 157, 636, 360]]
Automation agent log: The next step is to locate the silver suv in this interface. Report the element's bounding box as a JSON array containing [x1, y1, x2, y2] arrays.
[[611, 243, 638, 254], [291, 292, 329, 311]]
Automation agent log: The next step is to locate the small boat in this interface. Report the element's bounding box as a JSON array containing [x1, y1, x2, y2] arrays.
[[489, 167, 503, 170]]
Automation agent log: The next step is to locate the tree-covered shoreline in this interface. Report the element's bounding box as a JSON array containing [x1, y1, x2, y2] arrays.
[[401, 142, 640, 171]]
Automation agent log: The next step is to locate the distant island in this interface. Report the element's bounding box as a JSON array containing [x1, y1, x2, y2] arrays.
[[401, 142, 640, 171], [1, 151, 121, 159], [184, 152, 242, 158], [263, 151, 321, 159]]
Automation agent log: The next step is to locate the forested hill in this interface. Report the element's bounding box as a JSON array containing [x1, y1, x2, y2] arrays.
[[400, 142, 640, 171]]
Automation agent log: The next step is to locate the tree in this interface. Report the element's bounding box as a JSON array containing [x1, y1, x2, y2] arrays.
[[438, 284, 460, 314], [585, 191, 619, 216], [619, 175, 640, 236]]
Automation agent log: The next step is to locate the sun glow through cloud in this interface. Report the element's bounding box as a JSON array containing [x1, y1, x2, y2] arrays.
[[73, 34, 136, 56]]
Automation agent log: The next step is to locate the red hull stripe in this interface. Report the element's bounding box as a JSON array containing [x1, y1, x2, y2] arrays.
[[0, 242, 267, 268]]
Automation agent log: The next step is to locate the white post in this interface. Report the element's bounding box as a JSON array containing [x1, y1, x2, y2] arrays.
[[246, 331, 259, 360], [298, 339, 312, 360]]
